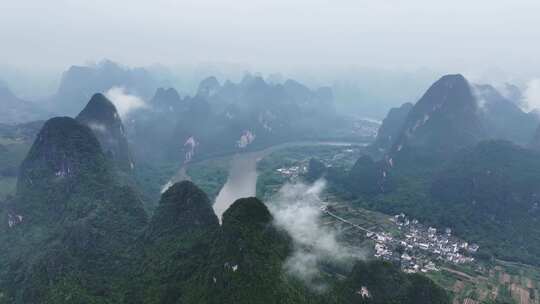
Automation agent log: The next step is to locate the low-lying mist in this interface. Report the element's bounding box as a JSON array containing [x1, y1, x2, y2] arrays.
[[105, 86, 147, 118], [268, 179, 367, 291]]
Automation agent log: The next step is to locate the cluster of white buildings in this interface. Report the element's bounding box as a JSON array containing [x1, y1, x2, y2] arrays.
[[369, 213, 478, 273], [7, 213, 23, 228], [276, 164, 307, 178]]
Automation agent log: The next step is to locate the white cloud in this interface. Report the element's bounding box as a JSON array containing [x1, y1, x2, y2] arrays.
[[87, 122, 107, 132], [104, 86, 147, 118], [268, 179, 366, 290], [471, 85, 488, 111], [524, 79, 540, 112]]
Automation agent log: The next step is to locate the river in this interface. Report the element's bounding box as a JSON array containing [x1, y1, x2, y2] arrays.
[[165, 141, 367, 222]]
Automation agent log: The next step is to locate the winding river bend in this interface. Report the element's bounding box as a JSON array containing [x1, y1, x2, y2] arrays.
[[167, 141, 367, 222]]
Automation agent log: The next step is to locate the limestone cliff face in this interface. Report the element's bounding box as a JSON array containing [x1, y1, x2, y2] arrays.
[[391, 74, 485, 159], [374, 102, 413, 151]]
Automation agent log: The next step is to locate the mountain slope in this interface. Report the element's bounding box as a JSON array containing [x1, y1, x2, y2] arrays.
[[128, 181, 219, 303], [373, 102, 413, 151], [76, 93, 133, 171], [342, 74, 540, 267], [473, 84, 538, 145], [331, 260, 450, 304], [49, 60, 157, 116], [530, 124, 540, 151], [0, 117, 147, 303], [0, 85, 45, 124], [390, 74, 485, 160], [430, 140, 540, 264], [202, 197, 306, 304]]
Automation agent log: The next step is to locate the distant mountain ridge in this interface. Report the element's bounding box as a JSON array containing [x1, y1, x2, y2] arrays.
[[0, 84, 46, 124], [126, 74, 364, 163], [48, 60, 158, 116]]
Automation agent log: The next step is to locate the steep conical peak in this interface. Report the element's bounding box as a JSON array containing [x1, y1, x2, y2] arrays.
[[151, 87, 181, 104], [76, 93, 120, 125], [221, 197, 272, 228], [16, 117, 107, 218], [21, 117, 103, 170], [391, 74, 484, 157], [439, 73, 467, 85], [239, 74, 268, 89], [283, 79, 308, 90], [416, 74, 473, 110], [472, 83, 538, 144], [149, 181, 218, 235], [76, 93, 133, 170], [197, 76, 220, 97]]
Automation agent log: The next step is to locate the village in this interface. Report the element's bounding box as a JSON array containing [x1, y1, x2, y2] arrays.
[[321, 205, 478, 274], [267, 147, 480, 275], [379, 213, 477, 273]]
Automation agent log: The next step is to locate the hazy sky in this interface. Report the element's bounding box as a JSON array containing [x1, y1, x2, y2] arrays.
[[1, 0, 539, 77]]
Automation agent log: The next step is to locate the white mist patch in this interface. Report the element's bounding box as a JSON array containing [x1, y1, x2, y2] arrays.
[[269, 180, 365, 290], [87, 122, 107, 133], [184, 136, 198, 163], [161, 180, 174, 194], [105, 86, 147, 118], [524, 79, 540, 112], [237, 130, 255, 148], [471, 85, 489, 111]]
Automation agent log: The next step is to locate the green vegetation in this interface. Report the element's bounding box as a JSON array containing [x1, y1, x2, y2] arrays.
[[0, 178, 16, 201], [322, 140, 540, 268], [0, 135, 33, 200], [186, 157, 230, 200], [0, 117, 148, 303], [254, 140, 540, 304], [0, 118, 451, 303], [133, 160, 181, 210], [330, 260, 450, 304], [256, 144, 365, 198]]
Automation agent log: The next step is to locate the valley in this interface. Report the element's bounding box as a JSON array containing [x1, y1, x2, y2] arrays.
[[180, 142, 540, 304], [3, 2, 540, 303]]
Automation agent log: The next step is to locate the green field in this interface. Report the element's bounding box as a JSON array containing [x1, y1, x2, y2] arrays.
[[186, 157, 230, 201], [256, 144, 364, 198], [0, 136, 34, 201]]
